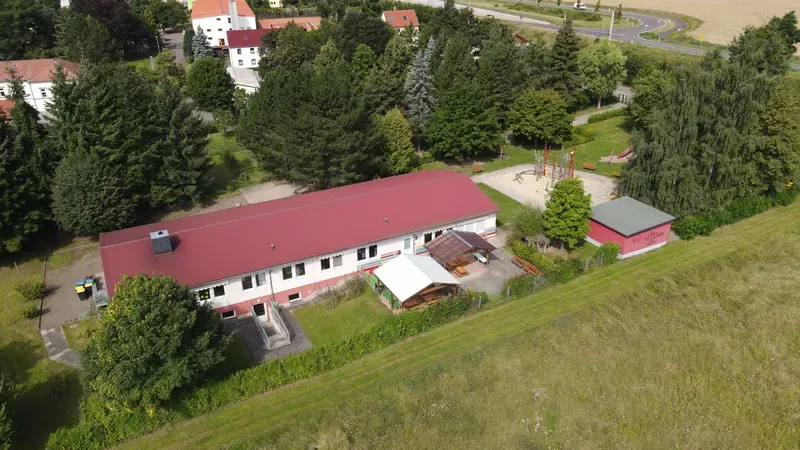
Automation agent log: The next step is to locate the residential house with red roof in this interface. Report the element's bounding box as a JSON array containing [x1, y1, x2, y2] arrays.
[[100, 170, 498, 319], [227, 17, 322, 69], [0, 58, 79, 114], [192, 0, 257, 50], [381, 9, 420, 32]]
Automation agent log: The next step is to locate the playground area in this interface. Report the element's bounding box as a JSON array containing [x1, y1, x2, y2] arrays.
[[478, 163, 618, 209]]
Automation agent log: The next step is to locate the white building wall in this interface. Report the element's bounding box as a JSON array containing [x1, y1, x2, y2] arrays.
[[229, 46, 261, 68], [0, 80, 55, 114], [195, 212, 497, 311], [193, 14, 256, 48]]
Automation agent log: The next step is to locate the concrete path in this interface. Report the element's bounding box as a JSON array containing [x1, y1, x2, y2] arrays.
[[572, 102, 627, 126], [162, 30, 185, 64], [41, 327, 82, 369]]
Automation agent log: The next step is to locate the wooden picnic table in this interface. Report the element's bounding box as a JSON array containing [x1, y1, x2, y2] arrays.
[[454, 266, 469, 277], [582, 163, 597, 171]]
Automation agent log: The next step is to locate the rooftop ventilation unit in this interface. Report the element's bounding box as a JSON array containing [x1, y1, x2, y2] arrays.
[[149, 230, 173, 255]]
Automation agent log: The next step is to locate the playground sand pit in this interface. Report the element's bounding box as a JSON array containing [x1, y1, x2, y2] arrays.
[[481, 165, 618, 209]]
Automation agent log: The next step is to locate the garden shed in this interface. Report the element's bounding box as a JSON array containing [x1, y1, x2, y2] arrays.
[[586, 196, 675, 258], [373, 255, 460, 310]]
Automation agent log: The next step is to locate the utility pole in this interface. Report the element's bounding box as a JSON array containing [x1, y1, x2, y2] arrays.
[[608, 9, 614, 41]]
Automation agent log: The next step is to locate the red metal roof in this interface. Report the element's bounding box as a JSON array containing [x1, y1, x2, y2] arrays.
[[100, 170, 498, 295], [382, 10, 419, 28], [226, 29, 274, 48]]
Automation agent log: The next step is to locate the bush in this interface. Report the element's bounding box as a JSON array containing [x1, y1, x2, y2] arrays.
[[594, 242, 620, 264], [13, 278, 45, 301], [541, 257, 582, 284], [510, 204, 546, 241], [504, 274, 545, 299], [316, 276, 369, 309], [47, 290, 484, 449], [21, 305, 40, 319], [507, 3, 602, 21], [565, 126, 597, 146], [587, 107, 626, 123]]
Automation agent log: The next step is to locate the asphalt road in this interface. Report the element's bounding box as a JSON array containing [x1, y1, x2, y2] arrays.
[[410, 0, 800, 69]]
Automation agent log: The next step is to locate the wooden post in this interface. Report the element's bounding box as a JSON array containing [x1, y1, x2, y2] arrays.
[[506, 285, 510, 302]]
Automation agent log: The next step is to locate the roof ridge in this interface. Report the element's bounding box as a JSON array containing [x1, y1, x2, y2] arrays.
[[26, 58, 56, 81], [102, 171, 466, 249]]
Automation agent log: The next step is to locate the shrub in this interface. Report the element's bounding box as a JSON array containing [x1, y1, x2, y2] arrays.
[[672, 215, 715, 240], [542, 257, 582, 284], [586, 107, 626, 123], [565, 126, 597, 146], [594, 242, 620, 264], [47, 290, 484, 449], [504, 274, 545, 299], [13, 278, 46, 301], [21, 305, 40, 319], [511, 204, 546, 241], [221, 148, 241, 176], [317, 276, 369, 309]]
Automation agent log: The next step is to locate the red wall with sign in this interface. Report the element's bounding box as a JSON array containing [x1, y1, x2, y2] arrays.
[[588, 220, 671, 257]]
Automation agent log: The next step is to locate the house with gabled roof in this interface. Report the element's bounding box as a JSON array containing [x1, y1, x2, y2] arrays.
[[100, 170, 499, 319], [0, 58, 79, 114]]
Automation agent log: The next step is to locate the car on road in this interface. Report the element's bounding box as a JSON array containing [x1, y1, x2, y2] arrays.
[[573, 2, 587, 10]]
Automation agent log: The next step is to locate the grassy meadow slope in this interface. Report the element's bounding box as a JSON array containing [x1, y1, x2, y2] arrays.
[[122, 202, 800, 449]]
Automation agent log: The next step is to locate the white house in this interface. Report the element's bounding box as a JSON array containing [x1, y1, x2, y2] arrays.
[[227, 17, 322, 69], [191, 0, 256, 49], [100, 170, 499, 319], [227, 66, 260, 93], [0, 59, 79, 114]]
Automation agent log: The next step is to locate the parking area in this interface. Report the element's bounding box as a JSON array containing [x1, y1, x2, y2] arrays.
[[459, 245, 525, 295], [240, 182, 296, 205], [40, 248, 102, 329]]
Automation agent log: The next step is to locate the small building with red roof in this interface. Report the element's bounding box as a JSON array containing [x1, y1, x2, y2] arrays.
[[100, 170, 499, 318], [381, 9, 420, 31], [0, 58, 79, 114]]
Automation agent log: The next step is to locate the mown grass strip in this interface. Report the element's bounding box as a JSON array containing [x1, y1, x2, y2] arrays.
[[121, 203, 800, 449]]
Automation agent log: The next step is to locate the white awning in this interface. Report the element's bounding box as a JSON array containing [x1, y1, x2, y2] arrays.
[[373, 254, 460, 304]]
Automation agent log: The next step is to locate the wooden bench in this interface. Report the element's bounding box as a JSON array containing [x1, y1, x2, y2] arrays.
[[513, 255, 541, 275], [611, 171, 621, 178], [472, 163, 484, 174], [582, 163, 597, 171], [453, 266, 469, 277]]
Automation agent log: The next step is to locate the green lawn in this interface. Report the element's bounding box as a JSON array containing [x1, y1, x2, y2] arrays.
[[477, 183, 522, 227], [0, 243, 85, 449], [206, 133, 266, 197], [63, 315, 101, 352], [569, 115, 630, 177], [293, 291, 392, 346], [121, 200, 800, 450]]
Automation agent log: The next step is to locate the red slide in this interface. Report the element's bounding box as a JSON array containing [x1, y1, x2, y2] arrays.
[[616, 146, 633, 158]]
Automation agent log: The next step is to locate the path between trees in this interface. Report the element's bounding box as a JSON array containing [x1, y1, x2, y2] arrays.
[[41, 326, 82, 370], [572, 102, 627, 126]]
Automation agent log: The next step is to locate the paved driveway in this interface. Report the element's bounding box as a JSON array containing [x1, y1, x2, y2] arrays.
[[162, 30, 185, 64], [40, 248, 102, 329]]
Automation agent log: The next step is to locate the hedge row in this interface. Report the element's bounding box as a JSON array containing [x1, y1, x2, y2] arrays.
[[587, 107, 626, 123], [507, 3, 602, 22], [673, 188, 799, 240], [47, 291, 485, 449]]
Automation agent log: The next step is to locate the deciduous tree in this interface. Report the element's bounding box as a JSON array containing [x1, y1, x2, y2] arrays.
[[314, 38, 344, 71], [351, 43, 377, 79], [508, 88, 572, 145], [258, 23, 320, 73], [426, 82, 501, 161], [627, 65, 672, 128], [55, 9, 122, 64], [754, 78, 800, 191], [0, 373, 14, 450], [577, 40, 627, 107], [379, 108, 419, 175], [144, 0, 187, 30], [0, 0, 57, 60], [336, 12, 391, 60], [522, 31, 550, 89], [71, 0, 154, 56], [82, 274, 230, 409], [544, 178, 592, 248], [186, 57, 235, 111]]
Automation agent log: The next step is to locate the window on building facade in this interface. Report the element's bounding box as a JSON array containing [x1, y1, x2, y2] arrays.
[[369, 244, 378, 258], [213, 285, 226, 297], [424, 232, 433, 243], [0, 89, 4, 98], [332, 255, 342, 267], [221, 310, 235, 319], [255, 272, 266, 287], [434, 230, 443, 237], [238, 60, 243, 66], [357, 247, 366, 261], [218, 28, 223, 32], [40, 89, 47, 98], [206, 29, 211, 32], [216, 17, 221, 21], [288, 293, 301, 301], [237, 48, 242, 54], [282, 266, 293, 280], [242, 275, 253, 290], [197, 288, 211, 301], [295, 263, 305, 276], [250, 47, 255, 54], [228, 17, 231, 23], [250, 59, 256, 65], [404, 237, 411, 250], [320, 257, 331, 270]]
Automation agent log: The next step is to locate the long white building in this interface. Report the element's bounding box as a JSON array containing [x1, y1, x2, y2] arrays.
[[0, 59, 79, 114], [100, 170, 499, 319]]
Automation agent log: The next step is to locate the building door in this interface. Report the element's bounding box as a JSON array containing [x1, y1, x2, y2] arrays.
[[253, 303, 266, 317], [403, 236, 413, 254]]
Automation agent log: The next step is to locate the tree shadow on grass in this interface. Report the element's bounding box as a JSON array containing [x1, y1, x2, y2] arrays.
[[12, 370, 83, 450]]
